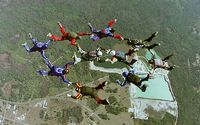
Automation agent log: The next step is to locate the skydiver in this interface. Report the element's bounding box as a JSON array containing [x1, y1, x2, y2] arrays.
[[67, 81, 109, 105], [105, 48, 139, 68], [148, 51, 175, 71], [88, 19, 124, 41], [37, 58, 74, 86], [72, 44, 104, 64], [116, 70, 151, 92], [124, 32, 160, 52], [22, 33, 51, 59], [47, 21, 91, 46]]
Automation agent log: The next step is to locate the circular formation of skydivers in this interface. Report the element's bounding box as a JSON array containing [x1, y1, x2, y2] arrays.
[[22, 19, 175, 105]]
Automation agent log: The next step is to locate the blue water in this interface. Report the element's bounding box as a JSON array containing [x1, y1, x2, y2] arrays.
[[131, 50, 174, 101]]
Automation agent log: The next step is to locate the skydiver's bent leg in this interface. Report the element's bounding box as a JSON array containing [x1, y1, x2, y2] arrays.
[[90, 34, 100, 41], [95, 97, 109, 105], [88, 22, 95, 33], [29, 46, 38, 52], [164, 65, 175, 70], [30, 38, 38, 45], [60, 26, 65, 35], [115, 80, 129, 87], [95, 81, 107, 90], [140, 74, 150, 83], [143, 32, 158, 42], [137, 74, 150, 92], [77, 45, 86, 54], [145, 43, 160, 50], [70, 38, 76, 46], [48, 34, 65, 41], [129, 59, 137, 65], [22, 43, 31, 52]]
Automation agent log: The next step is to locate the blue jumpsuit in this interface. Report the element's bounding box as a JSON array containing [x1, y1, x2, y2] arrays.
[[88, 19, 123, 41], [23, 37, 51, 59], [37, 58, 74, 84]]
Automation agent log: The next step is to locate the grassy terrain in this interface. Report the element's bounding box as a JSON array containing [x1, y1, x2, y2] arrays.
[[0, 0, 200, 124]]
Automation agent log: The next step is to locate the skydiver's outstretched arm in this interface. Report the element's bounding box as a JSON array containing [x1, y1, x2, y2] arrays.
[[61, 75, 70, 84], [37, 70, 49, 76], [113, 34, 124, 40], [22, 42, 31, 52], [45, 39, 52, 46], [162, 53, 174, 61], [77, 32, 91, 36], [105, 57, 118, 64], [40, 51, 47, 60], [44, 58, 54, 69], [71, 93, 82, 99], [143, 32, 158, 42], [65, 61, 75, 70]]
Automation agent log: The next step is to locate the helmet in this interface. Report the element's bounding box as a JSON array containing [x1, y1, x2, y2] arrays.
[[135, 39, 142, 43], [110, 28, 115, 33], [122, 71, 129, 77], [110, 50, 116, 56], [44, 44, 48, 48], [97, 51, 103, 57]]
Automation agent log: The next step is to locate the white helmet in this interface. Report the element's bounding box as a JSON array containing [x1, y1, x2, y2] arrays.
[[97, 51, 103, 57], [110, 50, 116, 56]]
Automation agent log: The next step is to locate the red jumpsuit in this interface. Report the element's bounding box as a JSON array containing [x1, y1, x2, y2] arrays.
[[49, 23, 91, 46]]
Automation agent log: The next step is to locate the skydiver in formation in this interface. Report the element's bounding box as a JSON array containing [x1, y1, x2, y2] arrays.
[[22, 33, 51, 59], [67, 81, 109, 105], [72, 44, 104, 64], [116, 70, 151, 92], [105, 48, 138, 68], [37, 58, 74, 86], [148, 51, 175, 71], [47, 22, 91, 46], [88, 19, 124, 41], [21, 18, 175, 101], [124, 32, 160, 52]]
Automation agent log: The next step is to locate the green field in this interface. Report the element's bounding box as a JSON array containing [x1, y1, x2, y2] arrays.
[[0, 0, 200, 125]]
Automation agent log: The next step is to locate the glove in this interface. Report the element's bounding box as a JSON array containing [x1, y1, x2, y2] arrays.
[[115, 80, 121, 84], [67, 94, 71, 97], [67, 82, 72, 87]]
